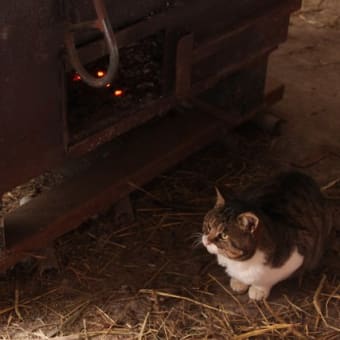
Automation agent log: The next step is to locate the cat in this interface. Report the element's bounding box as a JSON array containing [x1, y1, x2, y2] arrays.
[[202, 171, 332, 300]]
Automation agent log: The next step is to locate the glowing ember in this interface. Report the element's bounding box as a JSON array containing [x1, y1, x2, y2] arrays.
[[97, 70, 105, 78], [113, 89, 124, 97], [72, 73, 81, 81], [105, 83, 111, 88]]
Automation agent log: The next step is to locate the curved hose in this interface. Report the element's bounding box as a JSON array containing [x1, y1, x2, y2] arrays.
[[64, 0, 119, 88]]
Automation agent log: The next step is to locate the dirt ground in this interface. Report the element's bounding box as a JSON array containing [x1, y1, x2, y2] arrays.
[[269, 0, 340, 182], [1, 1, 340, 339]]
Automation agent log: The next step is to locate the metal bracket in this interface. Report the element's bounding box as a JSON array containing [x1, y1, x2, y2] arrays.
[[64, 0, 119, 88], [175, 33, 194, 100]]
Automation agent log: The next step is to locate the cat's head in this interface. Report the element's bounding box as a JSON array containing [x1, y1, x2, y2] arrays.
[[202, 188, 259, 260]]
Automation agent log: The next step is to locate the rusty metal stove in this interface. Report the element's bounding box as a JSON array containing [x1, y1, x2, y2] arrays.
[[0, 0, 301, 271]]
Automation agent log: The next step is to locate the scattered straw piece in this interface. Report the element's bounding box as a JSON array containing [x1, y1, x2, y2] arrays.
[[50, 329, 137, 340], [208, 274, 251, 324], [283, 294, 308, 316], [46, 300, 90, 338], [325, 284, 340, 318], [14, 286, 23, 320], [0, 306, 15, 316], [313, 274, 327, 330], [128, 181, 162, 203], [83, 319, 88, 340], [263, 299, 306, 339], [95, 306, 116, 326], [49, 336, 80, 340], [140, 289, 237, 316], [321, 178, 340, 191], [234, 323, 294, 340], [313, 275, 340, 332], [138, 311, 150, 340], [155, 307, 174, 336], [0, 286, 61, 318], [143, 260, 169, 288]]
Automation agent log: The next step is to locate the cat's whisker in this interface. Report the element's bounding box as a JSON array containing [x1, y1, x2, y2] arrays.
[[190, 232, 204, 248], [192, 240, 203, 248], [187, 233, 203, 242], [186, 231, 201, 238], [187, 232, 203, 239]]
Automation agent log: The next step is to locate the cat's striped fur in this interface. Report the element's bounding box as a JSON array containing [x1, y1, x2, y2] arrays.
[[202, 171, 332, 300]]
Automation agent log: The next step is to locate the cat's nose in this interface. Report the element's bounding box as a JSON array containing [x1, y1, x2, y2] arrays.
[[202, 235, 211, 246]]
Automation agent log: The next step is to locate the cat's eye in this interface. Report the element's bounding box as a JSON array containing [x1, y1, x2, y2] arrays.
[[221, 232, 229, 240]]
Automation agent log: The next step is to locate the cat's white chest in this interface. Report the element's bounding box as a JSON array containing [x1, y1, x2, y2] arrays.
[[217, 249, 304, 287]]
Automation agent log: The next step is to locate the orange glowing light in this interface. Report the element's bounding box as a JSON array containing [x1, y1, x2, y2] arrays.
[[114, 89, 124, 97], [105, 83, 111, 88], [72, 73, 81, 81], [97, 70, 105, 77]]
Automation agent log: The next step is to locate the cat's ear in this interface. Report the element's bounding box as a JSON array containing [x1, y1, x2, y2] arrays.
[[238, 212, 259, 234], [214, 187, 225, 209]]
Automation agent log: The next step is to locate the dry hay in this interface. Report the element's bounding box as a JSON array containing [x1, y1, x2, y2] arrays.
[[1, 172, 64, 215], [0, 127, 339, 339]]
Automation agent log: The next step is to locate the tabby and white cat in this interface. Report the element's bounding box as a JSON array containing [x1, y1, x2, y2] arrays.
[[202, 171, 332, 300]]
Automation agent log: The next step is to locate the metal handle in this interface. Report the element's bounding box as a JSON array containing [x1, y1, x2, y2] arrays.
[[64, 0, 119, 88]]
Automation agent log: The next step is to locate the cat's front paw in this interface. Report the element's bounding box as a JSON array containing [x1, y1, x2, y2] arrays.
[[230, 277, 249, 294], [248, 285, 270, 301]]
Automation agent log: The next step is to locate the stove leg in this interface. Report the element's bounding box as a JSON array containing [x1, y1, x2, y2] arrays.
[[252, 111, 284, 136]]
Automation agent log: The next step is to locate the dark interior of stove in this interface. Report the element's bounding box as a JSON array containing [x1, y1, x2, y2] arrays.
[[67, 32, 165, 143], [63, 0, 294, 151]]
